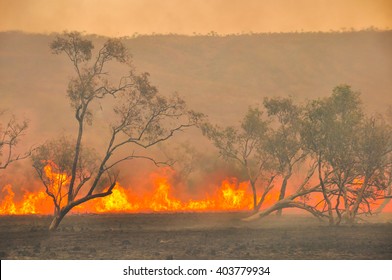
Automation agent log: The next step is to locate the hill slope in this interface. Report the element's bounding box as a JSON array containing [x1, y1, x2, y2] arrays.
[[0, 30, 391, 143]]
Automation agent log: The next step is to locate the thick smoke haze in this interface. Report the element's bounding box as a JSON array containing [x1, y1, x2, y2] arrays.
[[1, 30, 392, 200], [1, 0, 392, 214], [1, 0, 391, 35]]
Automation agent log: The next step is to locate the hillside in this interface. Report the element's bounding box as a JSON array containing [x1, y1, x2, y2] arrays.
[[1, 32, 392, 127]]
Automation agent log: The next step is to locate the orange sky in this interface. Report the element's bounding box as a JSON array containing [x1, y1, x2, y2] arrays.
[[0, 0, 391, 36]]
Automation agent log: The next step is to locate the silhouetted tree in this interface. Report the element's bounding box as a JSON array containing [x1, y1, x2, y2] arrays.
[[0, 111, 29, 170], [34, 32, 201, 230]]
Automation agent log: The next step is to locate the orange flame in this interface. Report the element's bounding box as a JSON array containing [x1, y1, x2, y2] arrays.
[[82, 177, 255, 213], [1, 166, 391, 215], [0, 177, 257, 215], [0, 184, 51, 215]]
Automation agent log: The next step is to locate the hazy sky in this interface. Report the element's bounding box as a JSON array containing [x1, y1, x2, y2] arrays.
[[1, 0, 391, 36]]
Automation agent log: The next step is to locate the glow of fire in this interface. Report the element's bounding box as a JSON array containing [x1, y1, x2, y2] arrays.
[[1, 166, 391, 215], [0, 177, 257, 215]]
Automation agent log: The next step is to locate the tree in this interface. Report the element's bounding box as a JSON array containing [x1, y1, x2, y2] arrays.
[[0, 111, 29, 171], [201, 107, 275, 212], [349, 117, 392, 221], [32, 137, 98, 217], [34, 31, 201, 230], [374, 106, 392, 214], [301, 85, 365, 224], [206, 85, 391, 224], [263, 97, 307, 216], [203, 104, 322, 219], [300, 85, 392, 224]]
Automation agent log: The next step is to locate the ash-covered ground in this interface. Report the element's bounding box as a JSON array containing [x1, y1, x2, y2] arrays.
[[1, 212, 391, 259]]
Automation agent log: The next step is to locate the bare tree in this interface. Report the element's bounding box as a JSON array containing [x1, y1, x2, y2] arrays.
[[33, 32, 201, 230], [0, 111, 29, 170]]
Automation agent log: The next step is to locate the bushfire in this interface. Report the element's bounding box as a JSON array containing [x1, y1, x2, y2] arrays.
[[0, 179, 262, 215], [1, 165, 391, 215], [0, 164, 278, 215]]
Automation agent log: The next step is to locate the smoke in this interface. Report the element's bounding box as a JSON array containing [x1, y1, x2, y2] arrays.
[[1, 0, 392, 35], [1, 31, 392, 211]]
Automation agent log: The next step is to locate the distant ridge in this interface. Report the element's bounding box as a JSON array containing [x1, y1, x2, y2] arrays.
[[1, 30, 391, 129]]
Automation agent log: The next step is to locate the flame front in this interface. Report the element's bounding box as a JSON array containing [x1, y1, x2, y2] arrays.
[[84, 177, 255, 213], [0, 175, 257, 215], [0, 184, 51, 215], [1, 166, 391, 215], [93, 186, 138, 213]]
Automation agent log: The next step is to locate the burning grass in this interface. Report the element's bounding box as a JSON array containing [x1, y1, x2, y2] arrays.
[[1, 165, 391, 216], [0, 175, 271, 215]]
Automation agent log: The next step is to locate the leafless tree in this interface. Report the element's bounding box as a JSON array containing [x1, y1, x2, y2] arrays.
[[0, 111, 30, 170]]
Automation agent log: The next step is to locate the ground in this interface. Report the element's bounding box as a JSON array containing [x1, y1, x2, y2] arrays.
[[1, 212, 391, 260]]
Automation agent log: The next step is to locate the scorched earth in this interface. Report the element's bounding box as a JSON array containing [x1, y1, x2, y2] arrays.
[[0, 212, 391, 260]]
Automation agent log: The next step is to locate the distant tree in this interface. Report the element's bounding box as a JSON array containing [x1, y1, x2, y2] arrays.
[[202, 107, 275, 212], [0, 111, 29, 170], [160, 141, 202, 180], [35, 31, 201, 230]]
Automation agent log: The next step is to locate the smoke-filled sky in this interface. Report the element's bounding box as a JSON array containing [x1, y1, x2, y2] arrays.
[[1, 0, 391, 36]]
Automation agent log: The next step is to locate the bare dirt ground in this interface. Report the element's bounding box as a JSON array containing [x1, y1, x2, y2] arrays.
[[0, 212, 391, 260]]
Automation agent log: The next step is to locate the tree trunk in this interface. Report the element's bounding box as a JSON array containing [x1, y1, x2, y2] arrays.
[[49, 211, 67, 231], [374, 184, 392, 214], [250, 180, 258, 213], [254, 185, 273, 213], [318, 159, 334, 225], [335, 190, 342, 225], [47, 185, 116, 231], [68, 118, 84, 202], [348, 176, 370, 223], [244, 199, 325, 222], [276, 175, 289, 216]]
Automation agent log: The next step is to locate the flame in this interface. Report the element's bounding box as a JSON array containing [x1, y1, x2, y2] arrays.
[[0, 177, 257, 215], [84, 177, 254, 213], [93, 186, 138, 213], [0, 184, 52, 215], [1, 166, 391, 215], [43, 162, 69, 206], [0, 185, 17, 215]]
